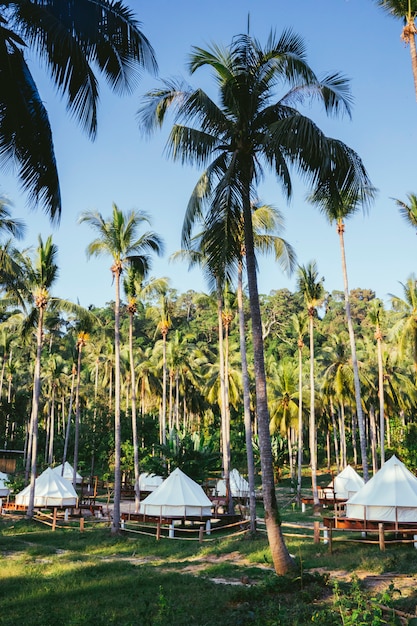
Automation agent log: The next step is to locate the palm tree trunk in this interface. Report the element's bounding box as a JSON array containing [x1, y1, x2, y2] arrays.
[[369, 405, 378, 475], [62, 364, 76, 473], [27, 309, 44, 519], [161, 333, 167, 445], [217, 281, 231, 513], [376, 329, 385, 466], [73, 346, 82, 488], [308, 314, 320, 512], [408, 26, 417, 101], [237, 260, 257, 533], [224, 313, 233, 514], [48, 386, 55, 465], [337, 222, 369, 481], [296, 341, 303, 506], [351, 411, 357, 466], [242, 184, 293, 575], [128, 312, 141, 513], [330, 399, 340, 474], [112, 271, 122, 533]]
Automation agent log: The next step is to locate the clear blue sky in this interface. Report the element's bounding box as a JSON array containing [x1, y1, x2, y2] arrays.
[[2, 0, 415, 308]]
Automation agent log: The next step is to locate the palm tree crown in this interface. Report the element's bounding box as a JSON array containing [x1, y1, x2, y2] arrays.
[[0, 1, 157, 220], [374, 1, 417, 99]]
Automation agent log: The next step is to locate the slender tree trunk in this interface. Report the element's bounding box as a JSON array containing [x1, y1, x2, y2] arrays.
[[175, 371, 180, 431], [161, 332, 167, 445], [27, 308, 44, 519], [369, 405, 378, 476], [4, 374, 12, 449], [90, 358, 99, 478], [339, 403, 347, 468], [48, 386, 55, 466], [128, 311, 141, 513], [217, 281, 231, 513], [308, 313, 320, 512], [296, 340, 304, 505], [407, 27, 417, 101], [376, 326, 385, 466], [0, 353, 6, 403], [242, 183, 294, 575], [337, 222, 369, 481], [73, 346, 82, 488], [62, 364, 76, 473], [112, 270, 122, 534], [223, 315, 233, 514], [287, 427, 294, 479], [237, 261, 257, 533], [330, 399, 340, 474], [326, 430, 331, 471], [351, 411, 357, 466]]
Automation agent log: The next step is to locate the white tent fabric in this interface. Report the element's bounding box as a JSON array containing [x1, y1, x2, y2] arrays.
[[52, 462, 83, 484], [216, 469, 249, 498], [15, 467, 78, 508], [346, 455, 417, 523], [0, 471, 9, 497], [327, 465, 365, 500], [139, 473, 163, 492], [139, 467, 212, 518]]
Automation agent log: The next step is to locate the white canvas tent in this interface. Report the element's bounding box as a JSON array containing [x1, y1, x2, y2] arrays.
[[52, 462, 83, 485], [216, 469, 249, 498], [15, 467, 78, 508], [0, 471, 9, 497], [325, 465, 365, 500], [346, 455, 417, 523], [139, 467, 212, 518], [139, 472, 163, 492]]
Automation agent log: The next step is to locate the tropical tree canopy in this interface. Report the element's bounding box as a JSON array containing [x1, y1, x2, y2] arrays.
[[0, 1, 157, 220]]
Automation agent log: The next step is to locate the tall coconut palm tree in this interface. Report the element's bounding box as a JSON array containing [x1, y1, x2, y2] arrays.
[[139, 30, 372, 575], [79, 204, 164, 533], [297, 261, 325, 512], [393, 192, 417, 231], [374, 1, 417, 99], [11, 235, 85, 517], [307, 186, 375, 482], [0, 1, 157, 219]]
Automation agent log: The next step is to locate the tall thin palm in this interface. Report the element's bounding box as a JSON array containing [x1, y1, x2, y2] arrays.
[[0, 1, 157, 219], [18, 236, 58, 517], [79, 204, 164, 532], [374, 1, 417, 100], [297, 261, 325, 512], [307, 186, 375, 482], [139, 30, 371, 575]]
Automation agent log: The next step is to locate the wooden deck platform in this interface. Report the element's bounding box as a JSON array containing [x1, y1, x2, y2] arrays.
[[121, 512, 242, 526], [323, 516, 417, 533]]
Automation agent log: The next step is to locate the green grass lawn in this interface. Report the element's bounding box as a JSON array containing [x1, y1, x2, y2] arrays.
[[1, 501, 417, 625]]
